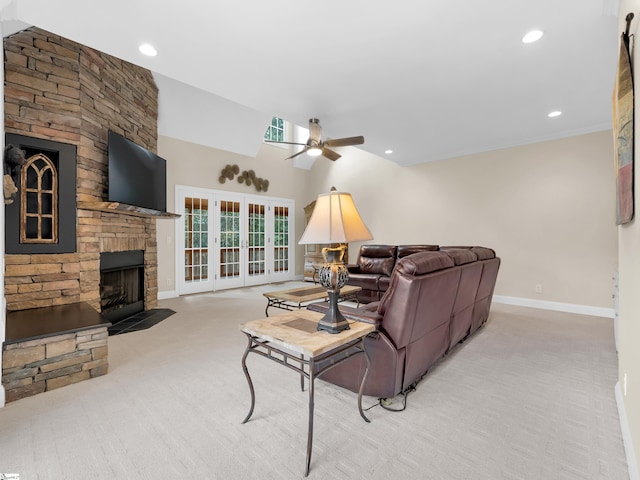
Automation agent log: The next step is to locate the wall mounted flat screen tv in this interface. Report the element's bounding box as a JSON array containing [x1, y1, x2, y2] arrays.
[[108, 130, 167, 212]]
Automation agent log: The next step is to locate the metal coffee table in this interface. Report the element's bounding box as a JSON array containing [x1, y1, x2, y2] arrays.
[[262, 284, 361, 316]]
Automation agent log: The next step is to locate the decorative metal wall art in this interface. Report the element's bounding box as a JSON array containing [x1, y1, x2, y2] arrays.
[[218, 164, 239, 183], [218, 164, 269, 192]]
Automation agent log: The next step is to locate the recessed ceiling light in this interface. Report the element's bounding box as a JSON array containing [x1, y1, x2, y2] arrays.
[[522, 30, 544, 44], [548, 110, 562, 118], [385, 149, 393, 154], [139, 43, 157, 57]]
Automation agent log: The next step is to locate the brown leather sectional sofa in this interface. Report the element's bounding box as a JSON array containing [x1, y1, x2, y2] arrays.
[[347, 244, 439, 303], [310, 246, 500, 399]]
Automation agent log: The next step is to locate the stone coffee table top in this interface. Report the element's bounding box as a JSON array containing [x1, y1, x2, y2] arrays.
[[240, 309, 374, 357]]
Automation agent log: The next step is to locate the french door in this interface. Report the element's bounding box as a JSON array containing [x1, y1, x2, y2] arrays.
[[244, 199, 269, 287], [176, 186, 294, 294], [177, 189, 215, 295], [214, 193, 247, 290], [270, 202, 293, 283]]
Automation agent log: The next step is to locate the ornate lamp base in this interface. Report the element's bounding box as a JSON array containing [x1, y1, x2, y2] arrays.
[[317, 291, 350, 333], [317, 246, 350, 334]]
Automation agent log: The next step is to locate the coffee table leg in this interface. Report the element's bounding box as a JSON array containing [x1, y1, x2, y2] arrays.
[[358, 338, 371, 423], [241, 334, 256, 424], [300, 354, 305, 392], [305, 358, 316, 476]]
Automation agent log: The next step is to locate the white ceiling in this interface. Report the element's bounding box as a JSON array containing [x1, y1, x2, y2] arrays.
[[1, 0, 622, 166]]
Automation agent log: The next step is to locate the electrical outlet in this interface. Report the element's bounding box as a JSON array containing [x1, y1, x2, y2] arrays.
[[535, 284, 543, 294], [166, 278, 172, 287], [623, 372, 628, 396]]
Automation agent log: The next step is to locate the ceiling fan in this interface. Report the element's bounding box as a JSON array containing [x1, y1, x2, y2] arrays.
[[265, 118, 364, 161]]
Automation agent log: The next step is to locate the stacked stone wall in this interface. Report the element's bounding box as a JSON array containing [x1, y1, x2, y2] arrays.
[[3, 27, 159, 313], [2, 326, 109, 402], [4, 253, 81, 311]]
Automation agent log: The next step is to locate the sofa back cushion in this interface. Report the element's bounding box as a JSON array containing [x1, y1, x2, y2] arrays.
[[379, 251, 461, 389], [443, 248, 477, 266], [470, 246, 496, 260], [392, 250, 453, 276], [357, 244, 398, 276], [447, 253, 483, 347], [441, 245, 496, 261], [397, 244, 439, 258], [378, 251, 457, 349], [471, 255, 501, 332]]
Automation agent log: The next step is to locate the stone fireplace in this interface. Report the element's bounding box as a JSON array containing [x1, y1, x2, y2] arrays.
[[3, 26, 159, 314], [2, 27, 161, 401]]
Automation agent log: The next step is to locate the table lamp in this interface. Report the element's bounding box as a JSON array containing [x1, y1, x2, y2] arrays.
[[299, 188, 373, 333]]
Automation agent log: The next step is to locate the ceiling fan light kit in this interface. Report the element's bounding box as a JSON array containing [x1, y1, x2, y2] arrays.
[[265, 118, 364, 161]]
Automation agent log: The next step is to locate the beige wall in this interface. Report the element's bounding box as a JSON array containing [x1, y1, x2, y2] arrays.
[[617, 0, 640, 472], [156, 136, 310, 291], [159, 130, 617, 309], [307, 131, 617, 309]]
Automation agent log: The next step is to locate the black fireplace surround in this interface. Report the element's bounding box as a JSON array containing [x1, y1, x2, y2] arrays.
[[5, 133, 77, 254]]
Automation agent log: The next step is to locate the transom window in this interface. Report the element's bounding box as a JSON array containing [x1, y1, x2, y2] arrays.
[[264, 116, 286, 143]]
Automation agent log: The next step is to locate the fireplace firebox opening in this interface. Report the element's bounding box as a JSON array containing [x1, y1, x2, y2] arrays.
[[100, 250, 145, 324]]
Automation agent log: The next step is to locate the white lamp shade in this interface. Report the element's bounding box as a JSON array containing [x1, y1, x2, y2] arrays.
[[299, 191, 373, 244]]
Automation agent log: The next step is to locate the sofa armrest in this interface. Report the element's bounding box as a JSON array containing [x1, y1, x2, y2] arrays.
[[346, 264, 361, 273], [307, 302, 383, 328]]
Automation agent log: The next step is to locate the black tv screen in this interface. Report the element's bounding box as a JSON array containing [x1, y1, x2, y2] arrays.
[[108, 130, 167, 212]]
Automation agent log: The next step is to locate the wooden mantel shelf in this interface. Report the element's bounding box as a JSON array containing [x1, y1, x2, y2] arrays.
[[78, 201, 181, 219]]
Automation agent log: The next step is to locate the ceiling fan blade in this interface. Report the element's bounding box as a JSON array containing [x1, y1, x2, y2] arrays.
[[265, 140, 307, 146], [284, 148, 309, 160], [324, 136, 365, 147], [321, 147, 341, 161]]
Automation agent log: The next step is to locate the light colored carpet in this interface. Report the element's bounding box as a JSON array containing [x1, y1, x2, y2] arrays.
[[0, 282, 630, 479]]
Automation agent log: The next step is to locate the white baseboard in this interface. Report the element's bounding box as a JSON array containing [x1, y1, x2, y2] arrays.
[[0, 385, 5, 408], [616, 382, 639, 480], [493, 295, 615, 319], [158, 290, 179, 300]]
